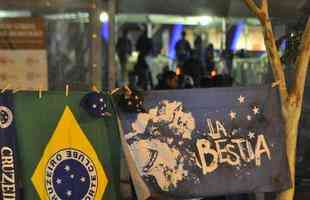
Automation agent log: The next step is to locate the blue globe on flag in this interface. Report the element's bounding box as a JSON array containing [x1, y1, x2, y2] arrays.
[[52, 159, 91, 199]]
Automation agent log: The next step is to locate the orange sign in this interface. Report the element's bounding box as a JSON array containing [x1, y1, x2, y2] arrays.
[[0, 17, 45, 49]]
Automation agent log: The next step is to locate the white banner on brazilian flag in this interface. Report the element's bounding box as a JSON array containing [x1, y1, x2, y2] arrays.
[[0, 17, 48, 91], [32, 106, 108, 200], [0, 91, 21, 200]]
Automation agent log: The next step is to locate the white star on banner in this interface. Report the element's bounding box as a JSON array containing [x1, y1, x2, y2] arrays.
[[80, 177, 86, 183], [252, 106, 260, 115], [229, 111, 237, 120], [238, 95, 245, 104], [248, 131, 256, 139], [70, 174, 75, 179]]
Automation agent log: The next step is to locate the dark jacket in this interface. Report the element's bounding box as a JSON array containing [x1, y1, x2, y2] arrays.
[[134, 55, 153, 90]]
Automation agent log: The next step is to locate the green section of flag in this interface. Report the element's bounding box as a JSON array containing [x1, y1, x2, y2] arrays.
[[13, 92, 120, 199]]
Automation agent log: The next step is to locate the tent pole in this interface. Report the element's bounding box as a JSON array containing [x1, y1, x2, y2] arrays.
[[90, 0, 104, 90], [107, 0, 117, 90]]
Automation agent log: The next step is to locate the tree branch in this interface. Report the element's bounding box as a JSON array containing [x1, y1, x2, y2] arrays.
[[243, 0, 269, 22], [261, 0, 268, 14], [243, 0, 261, 18], [243, 0, 288, 103], [291, 17, 310, 102], [263, 23, 289, 102]]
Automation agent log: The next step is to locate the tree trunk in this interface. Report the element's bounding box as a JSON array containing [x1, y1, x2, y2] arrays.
[[276, 100, 302, 200], [242, 2, 310, 200]]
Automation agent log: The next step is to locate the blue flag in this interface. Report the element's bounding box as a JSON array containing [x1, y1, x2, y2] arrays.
[[118, 86, 291, 198], [0, 91, 20, 199]]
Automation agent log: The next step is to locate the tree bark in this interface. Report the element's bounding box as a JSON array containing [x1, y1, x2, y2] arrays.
[[261, 19, 288, 106], [276, 17, 310, 200], [276, 100, 302, 200], [242, 1, 310, 200]]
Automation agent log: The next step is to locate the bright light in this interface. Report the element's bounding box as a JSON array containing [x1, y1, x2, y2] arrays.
[[169, 24, 184, 60], [100, 12, 109, 22], [211, 70, 217, 77], [199, 16, 212, 26], [0, 11, 31, 18], [176, 67, 181, 76]]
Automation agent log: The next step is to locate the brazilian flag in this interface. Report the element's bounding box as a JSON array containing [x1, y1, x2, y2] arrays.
[[13, 92, 120, 199]]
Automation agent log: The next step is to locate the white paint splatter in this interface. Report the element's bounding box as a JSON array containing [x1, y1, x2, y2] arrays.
[[130, 139, 188, 191], [127, 101, 196, 191]]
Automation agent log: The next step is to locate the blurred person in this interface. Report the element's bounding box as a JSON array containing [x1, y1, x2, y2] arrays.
[[182, 50, 204, 87], [205, 43, 215, 69], [204, 43, 216, 77], [136, 29, 153, 56], [116, 30, 133, 84], [223, 49, 234, 76], [156, 71, 178, 90], [193, 35, 206, 68], [237, 49, 247, 58], [146, 55, 166, 87], [178, 74, 195, 89], [133, 54, 153, 90], [175, 31, 191, 67]]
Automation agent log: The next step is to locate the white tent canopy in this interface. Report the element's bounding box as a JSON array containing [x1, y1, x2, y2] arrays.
[[118, 0, 309, 19]]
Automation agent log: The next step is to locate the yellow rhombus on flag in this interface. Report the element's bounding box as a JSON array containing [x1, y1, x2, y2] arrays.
[[32, 106, 108, 200]]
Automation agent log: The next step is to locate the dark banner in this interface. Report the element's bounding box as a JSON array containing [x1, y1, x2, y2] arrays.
[[296, 88, 310, 192], [119, 87, 291, 198], [0, 91, 20, 199]]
